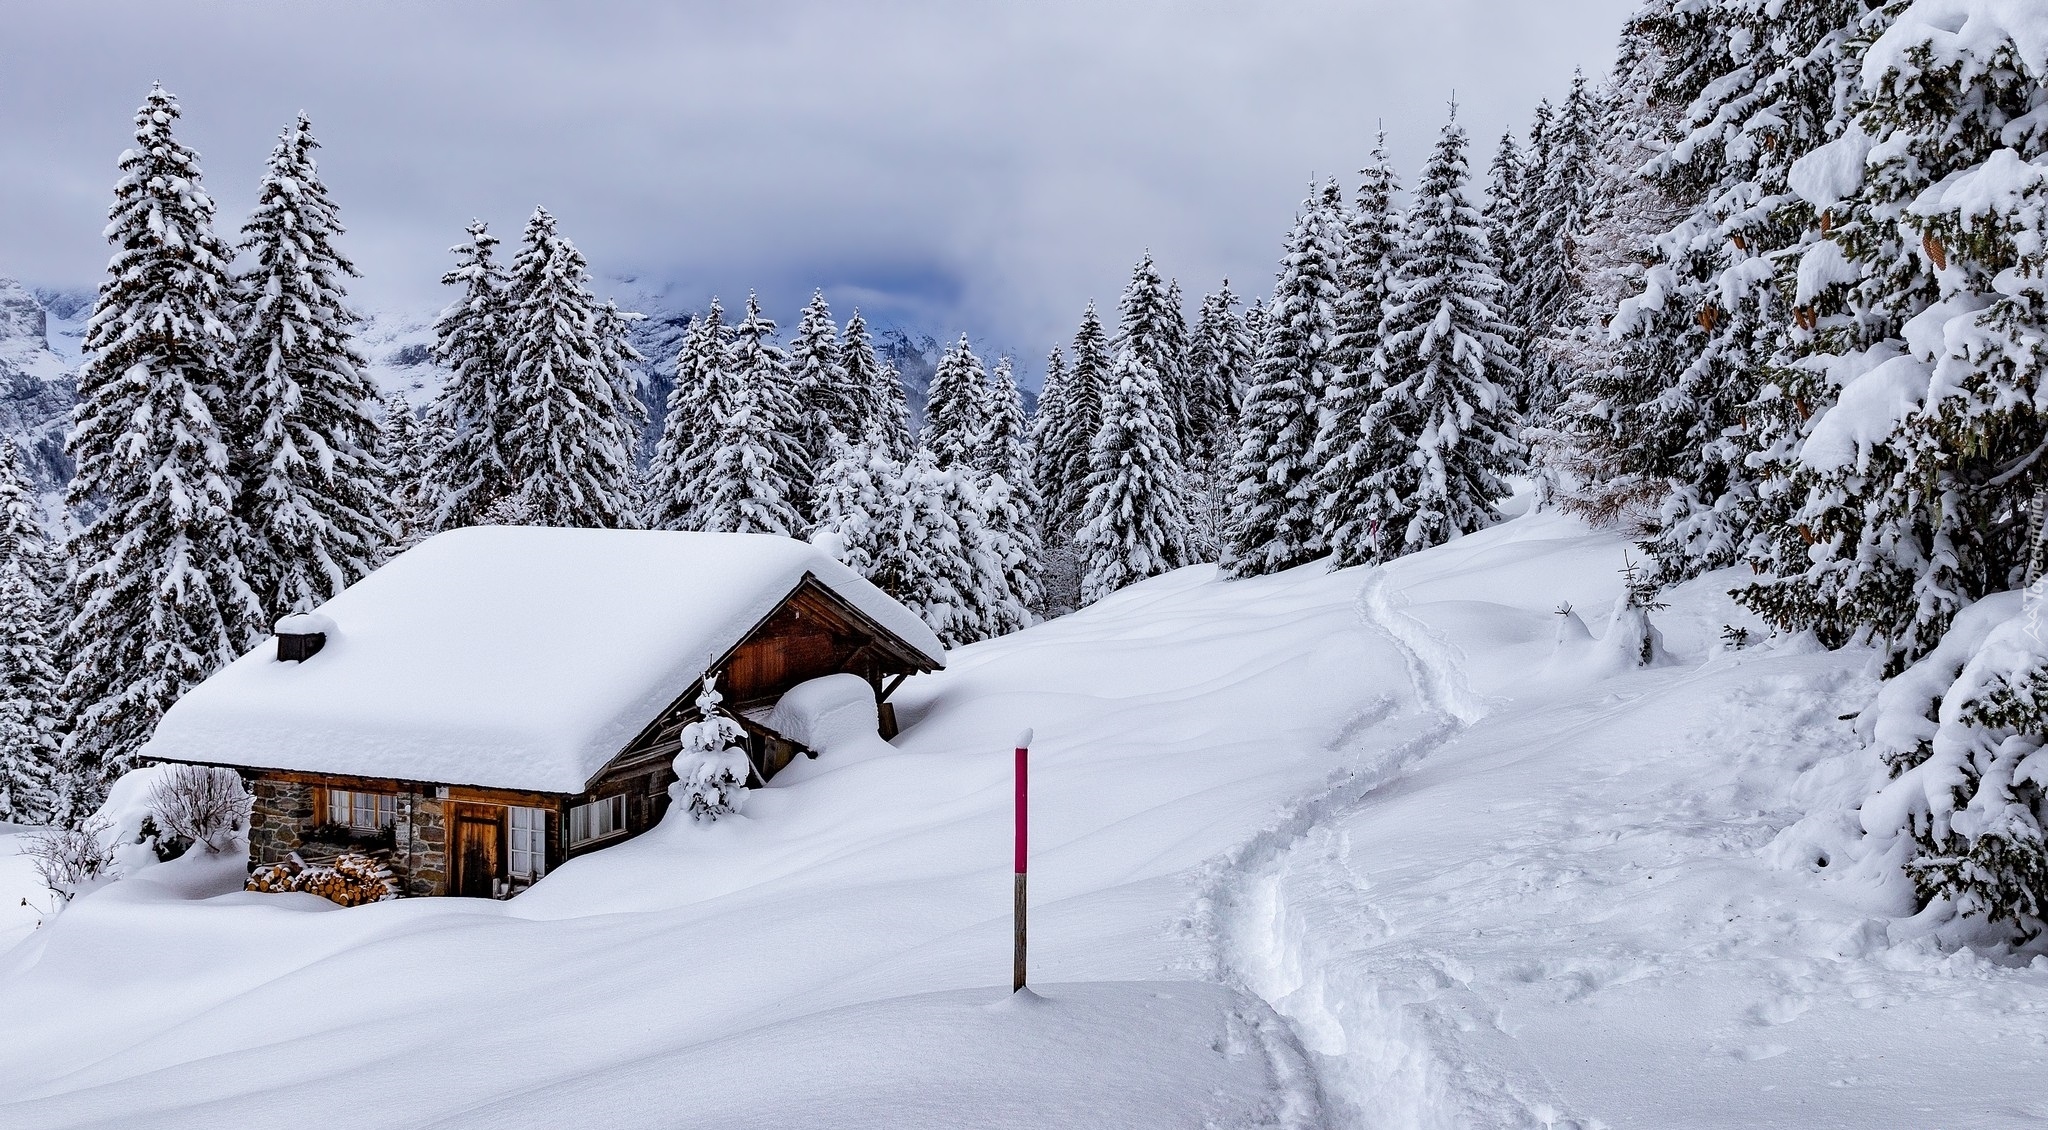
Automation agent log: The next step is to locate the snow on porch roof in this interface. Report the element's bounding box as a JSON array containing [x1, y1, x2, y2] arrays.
[[142, 526, 946, 794]]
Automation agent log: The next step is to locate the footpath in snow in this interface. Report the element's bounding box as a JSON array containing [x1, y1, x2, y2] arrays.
[[1219, 513, 2048, 1128], [0, 509, 2044, 1127]]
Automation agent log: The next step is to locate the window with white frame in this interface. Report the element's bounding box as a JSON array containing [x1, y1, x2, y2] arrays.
[[569, 794, 626, 845], [326, 788, 395, 831], [509, 806, 548, 880]]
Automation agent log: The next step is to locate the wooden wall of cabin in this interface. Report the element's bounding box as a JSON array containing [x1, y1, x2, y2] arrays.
[[720, 586, 913, 708]]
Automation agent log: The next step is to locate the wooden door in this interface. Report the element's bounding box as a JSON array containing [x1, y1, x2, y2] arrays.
[[450, 804, 503, 898]]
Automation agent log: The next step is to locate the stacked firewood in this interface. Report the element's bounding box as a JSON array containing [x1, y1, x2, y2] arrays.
[[244, 852, 398, 906]]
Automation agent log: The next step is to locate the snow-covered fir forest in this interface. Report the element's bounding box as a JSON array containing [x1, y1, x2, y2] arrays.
[[2, 0, 2047, 1126]]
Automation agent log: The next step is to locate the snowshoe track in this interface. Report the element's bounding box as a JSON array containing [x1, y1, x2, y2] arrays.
[[1199, 566, 1590, 1129]]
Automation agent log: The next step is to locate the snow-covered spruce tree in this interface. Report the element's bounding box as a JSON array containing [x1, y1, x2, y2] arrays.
[[1224, 184, 1346, 577], [0, 441, 60, 825], [230, 114, 392, 618], [1317, 136, 1407, 567], [977, 357, 1042, 629], [921, 335, 992, 470], [788, 290, 849, 517], [0, 436, 51, 589], [1563, 0, 1870, 585], [1181, 284, 1256, 558], [60, 85, 263, 800], [425, 221, 515, 531], [810, 432, 897, 577], [1532, 10, 1694, 517], [1165, 277, 1195, 449], [497, 208, 643, 528], [840, 310, 912, 458], [670, 675, 752, 821], [1188, 282, 1253, 463], [0, 561, 62, 826], [690, 294, 807, 535], [1076, 346, 1193, 604], [376, 391, 440, 546], [642, 304, 726, 531], [1517, 70, 1603, 422], [1026, 347, 1085, 613], [1859, 595, 2048, 939], [1032, 304, 1113, 539], [1500, 98, 1552, 355], [1115, 254, 1193, 456], [1360, 106, 1524, 559], [1742, 1, 2045, 670], [874, 448, 1003, 647], [1483, 128, 1526, 330]]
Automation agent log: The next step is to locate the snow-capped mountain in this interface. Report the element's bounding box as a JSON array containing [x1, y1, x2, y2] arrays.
[[0, 278, 80, 512]]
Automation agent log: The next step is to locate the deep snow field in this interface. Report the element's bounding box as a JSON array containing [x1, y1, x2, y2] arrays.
[[2, 509, 2045, 1128]]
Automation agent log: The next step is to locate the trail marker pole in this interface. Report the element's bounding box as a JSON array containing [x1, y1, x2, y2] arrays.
[[1013, 728, 1033, 993]]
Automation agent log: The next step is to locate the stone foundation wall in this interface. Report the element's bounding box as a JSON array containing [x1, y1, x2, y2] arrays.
[[396, 792, 448, 897], [248, 777, 315, 867], [244, 776, 451, 897]]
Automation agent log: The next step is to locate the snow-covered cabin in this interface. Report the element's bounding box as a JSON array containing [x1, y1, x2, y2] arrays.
[[142, 527, 946, 898]]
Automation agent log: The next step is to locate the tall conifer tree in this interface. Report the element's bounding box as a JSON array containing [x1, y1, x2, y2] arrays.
[[1224, 186, 1346, 576], [694, 294, 806, 535], [426, 222, 515, 530], [1317, 137, 1408, 566], [0, 440, 59, 824], [922, 335, 992, 470], [497, 208, 642, 528], [642, 304, 727, 531], [1077, 347, 1193, 602], [840, 310, 911, 457], [1359, 105, 1524, 558], [231, 114, 392, 617], [61, 85, 261, 799]]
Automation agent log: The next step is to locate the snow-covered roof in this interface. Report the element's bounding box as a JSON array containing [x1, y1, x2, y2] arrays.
[[142, 526, 945, 793]]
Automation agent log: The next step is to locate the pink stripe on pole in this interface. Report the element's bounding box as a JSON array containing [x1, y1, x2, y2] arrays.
[[1014, 728, 1032, 875], [1014, 745, 1028, 875]]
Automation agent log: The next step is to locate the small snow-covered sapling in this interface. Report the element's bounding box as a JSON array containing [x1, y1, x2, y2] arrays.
[[670, 674, 752, 822]]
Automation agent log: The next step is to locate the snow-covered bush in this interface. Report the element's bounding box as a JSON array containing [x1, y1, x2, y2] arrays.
[[1860, 593, 2048, 937], [246, 852, 398, 906], [670, 675, 751, 822], [23, 818, 114, 903], [147, 765, 251, 854]]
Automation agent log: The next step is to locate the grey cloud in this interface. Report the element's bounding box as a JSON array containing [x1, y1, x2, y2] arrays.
[[0, 0, 1635, 372]]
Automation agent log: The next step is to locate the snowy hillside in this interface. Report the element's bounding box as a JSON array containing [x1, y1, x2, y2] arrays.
[[1, 508, 2042, 1127]]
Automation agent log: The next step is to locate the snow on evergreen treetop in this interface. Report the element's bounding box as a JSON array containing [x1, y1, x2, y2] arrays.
[[709, 293, 807, 535]]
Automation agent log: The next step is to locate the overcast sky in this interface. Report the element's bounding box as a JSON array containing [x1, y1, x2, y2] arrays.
[[0, 0, 1635, 368]]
